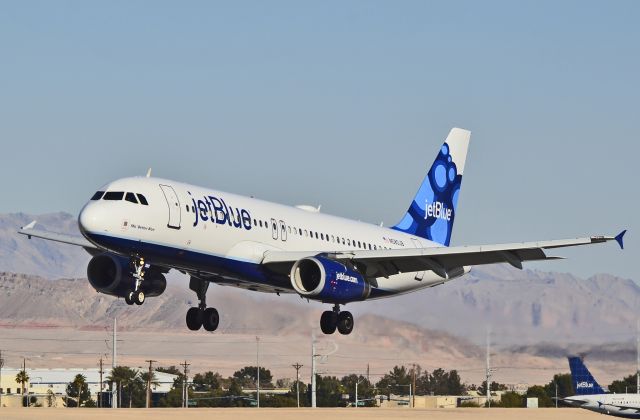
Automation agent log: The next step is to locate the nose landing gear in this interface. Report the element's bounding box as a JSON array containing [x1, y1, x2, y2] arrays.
[[320, 304, 353, 335], [125, 256, 147, 305], [186, 276, 219, 332]]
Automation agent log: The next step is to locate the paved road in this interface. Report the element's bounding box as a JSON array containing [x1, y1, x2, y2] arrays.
[[0, 407, 602, 419]]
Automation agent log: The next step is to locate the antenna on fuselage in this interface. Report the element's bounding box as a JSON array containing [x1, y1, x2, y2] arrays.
[[146, 168, 152, 178]]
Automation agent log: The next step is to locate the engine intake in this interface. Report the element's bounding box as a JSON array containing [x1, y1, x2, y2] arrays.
[[87, 254, 166, 298], [290, 256, 370, 303]]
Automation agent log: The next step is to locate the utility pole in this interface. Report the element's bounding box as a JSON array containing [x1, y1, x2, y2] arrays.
[[636, 319, 639, 394], [292, 363, 303, 408], [22, 358, 27, 407], [0, 350, 4, 409], [256, 336, 260, 408], [112, 318, 117, 409], [311, 334, 317, 408], [486, 332, 492, 408], [180, 360, 190, 408], [98, 357, 104, 408], [145, 360, 157, 408], [366, 364, 370, 383], [411, 364, 417, 408]]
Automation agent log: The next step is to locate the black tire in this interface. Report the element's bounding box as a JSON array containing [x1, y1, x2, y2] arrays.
[[203, 307, 220, 332], [133, 290, 145, 305], [124, 292, 134, 305], [186, 307, 203, 331], [320, 311, 337, 334], [337, 311, 354, 335]]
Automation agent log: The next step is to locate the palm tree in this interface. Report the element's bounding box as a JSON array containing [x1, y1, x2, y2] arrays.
[[107, 366, 138, 408], [15, 369, 29, 396]]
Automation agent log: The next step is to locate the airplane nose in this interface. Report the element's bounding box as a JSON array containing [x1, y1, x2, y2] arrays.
[[78, 203, 103, 235]]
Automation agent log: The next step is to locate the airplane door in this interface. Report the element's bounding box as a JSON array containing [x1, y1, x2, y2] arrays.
[[279, 220, 287, 241], [159, 184, 181, 230], [271, 218, 278, 240], [411, 238, 425, 281]]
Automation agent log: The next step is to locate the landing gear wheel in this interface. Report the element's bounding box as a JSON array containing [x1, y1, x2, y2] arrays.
[[186, 307, 203, 331], [133, 290, 145, 305], [124, 292, 134, 305], [337, 311, 354, 335], [320, 311, 337, 335], [202, 307, 220, 332]]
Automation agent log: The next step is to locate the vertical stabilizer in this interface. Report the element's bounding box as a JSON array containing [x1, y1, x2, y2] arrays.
[[392, 128, 471, 246], [568, 356, 605, 395]]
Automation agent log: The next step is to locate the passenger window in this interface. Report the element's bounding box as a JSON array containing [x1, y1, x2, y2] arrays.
[[259, 220, 263, 227], [374, 245, 377, 250], [326, 234, 329, 242], [357, 241, 361, 248], [342, 238, 345, 244], [368, 244, 372, 250], [125, 192, 138, 204], [320, 233, 324, 240], [315, 232, 318, 239], [90, 191, 104, 200], [288, 226, 291, 234], [185, 205, 189, 212], [104, 191, 124, 201], [347, 239, 351, 246], [254, 219, 257, 226], [136, 194, 149, 205]]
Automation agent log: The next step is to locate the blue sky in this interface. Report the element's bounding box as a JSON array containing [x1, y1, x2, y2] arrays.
[[0, 1, 637, 279]]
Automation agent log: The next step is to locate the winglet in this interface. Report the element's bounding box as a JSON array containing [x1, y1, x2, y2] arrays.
[[22, 220, 37, 230], [614, 230, 627, 250]]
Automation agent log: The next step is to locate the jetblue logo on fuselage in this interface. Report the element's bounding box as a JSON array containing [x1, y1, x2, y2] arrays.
[[424, 201, 452, 221], [190, 193, 252, 230], [576, 381, 594, 389]]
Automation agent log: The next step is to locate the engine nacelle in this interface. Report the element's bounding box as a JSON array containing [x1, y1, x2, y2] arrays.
[[290, 256, 370, 303], [87, 254, 166, 298]]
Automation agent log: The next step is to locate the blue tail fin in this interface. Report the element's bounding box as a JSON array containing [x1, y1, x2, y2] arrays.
[[392, 128, 471, 246], [568, 356, 605, 395]]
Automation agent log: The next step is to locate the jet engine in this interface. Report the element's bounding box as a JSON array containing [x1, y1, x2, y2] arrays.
[[87, 253, 166, 298], [290, 256, 370, 303]]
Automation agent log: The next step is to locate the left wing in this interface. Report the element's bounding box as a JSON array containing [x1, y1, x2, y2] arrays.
[[17, 221, 99, 251], [262, 231, 626, 278]]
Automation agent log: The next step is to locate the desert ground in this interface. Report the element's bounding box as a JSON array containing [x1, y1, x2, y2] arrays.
[[0, 407, 605, 420]]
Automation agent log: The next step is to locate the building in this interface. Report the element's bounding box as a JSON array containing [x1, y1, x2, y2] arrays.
[[0, 367, 177, 408]]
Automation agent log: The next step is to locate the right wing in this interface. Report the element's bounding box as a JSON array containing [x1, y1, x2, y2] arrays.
[[17, 220, 99, 251]]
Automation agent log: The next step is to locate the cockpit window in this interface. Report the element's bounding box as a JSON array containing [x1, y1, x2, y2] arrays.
[[125, 192, 138, 204], [137, 194, 149, 205], [90, 191, 104, 200], [103, 191, 125, 200]]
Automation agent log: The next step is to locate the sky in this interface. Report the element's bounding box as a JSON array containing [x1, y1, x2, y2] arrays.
[[0, 0, 637, 280]]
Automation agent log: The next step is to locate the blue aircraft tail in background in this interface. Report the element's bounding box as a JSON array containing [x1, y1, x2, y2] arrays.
[[568, 356, 606, 395]]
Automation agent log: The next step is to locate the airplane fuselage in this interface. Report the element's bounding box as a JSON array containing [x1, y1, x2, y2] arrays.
[[79, 176, 451, 299]]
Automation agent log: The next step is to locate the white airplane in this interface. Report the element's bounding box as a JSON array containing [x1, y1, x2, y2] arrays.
[[561, 356, 640, 418], [18, 128, 625, 335]]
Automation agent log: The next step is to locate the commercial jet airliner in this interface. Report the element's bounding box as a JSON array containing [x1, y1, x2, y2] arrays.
[[18, 128, 625, 335], [561, 356, 640, 418]]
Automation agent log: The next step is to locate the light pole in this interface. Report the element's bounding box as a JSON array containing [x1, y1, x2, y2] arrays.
[[355, 377, 367, 408], [256, 336, 260, 408]]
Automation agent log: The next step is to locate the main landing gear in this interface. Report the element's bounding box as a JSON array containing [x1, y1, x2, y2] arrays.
[[185, 276, 219, 332], [320, 304, 353, 335], [125, 256, 146, 306]]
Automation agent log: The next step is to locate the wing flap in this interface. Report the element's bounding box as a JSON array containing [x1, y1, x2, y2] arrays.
[[262, 234, 620, 278]]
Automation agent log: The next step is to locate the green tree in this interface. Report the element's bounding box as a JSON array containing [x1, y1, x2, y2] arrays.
[[341, 374, 375, 406], [192, 371, 222, 391], [497, 391, 523, 407], [107, 366, 141, 408], [376, 366, 411, 397], [543, 373, 573, 399], [315, 375, 347, 407], [15, 369, 29, 398], [526, 385, 553, 407], [65, 374, 92, 407], [609, 374, 637, 394], [478, 380, 507, 396], [233, 366, 273, 388]]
